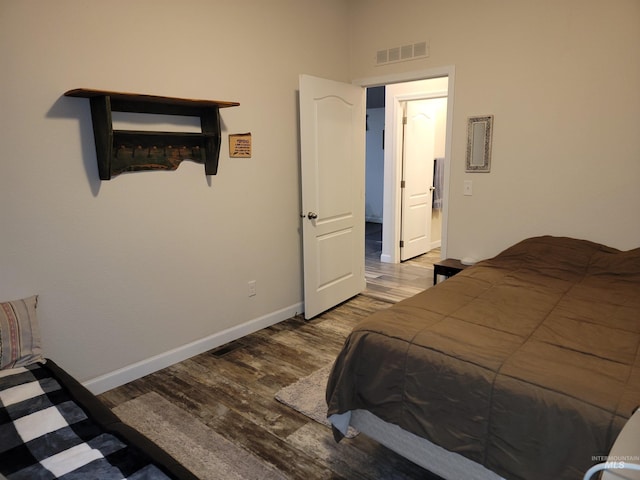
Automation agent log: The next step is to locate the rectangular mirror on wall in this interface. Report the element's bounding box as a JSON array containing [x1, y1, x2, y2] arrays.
[[465, 115, 493, 172]]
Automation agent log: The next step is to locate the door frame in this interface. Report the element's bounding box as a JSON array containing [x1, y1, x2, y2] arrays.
[[354, 66, 455, 263]]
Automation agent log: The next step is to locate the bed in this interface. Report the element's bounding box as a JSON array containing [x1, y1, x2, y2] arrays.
[[326, 236, 640, 480], [0, 296, 197, 480]]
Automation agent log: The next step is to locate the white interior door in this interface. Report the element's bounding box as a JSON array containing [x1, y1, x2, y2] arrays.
[[299, 74, 366, 319], [400, 99, 436, 261]]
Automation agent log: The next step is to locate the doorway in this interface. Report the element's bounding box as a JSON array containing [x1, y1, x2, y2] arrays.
[[364, 75, 451, 264], [298, 68, 454, 318]]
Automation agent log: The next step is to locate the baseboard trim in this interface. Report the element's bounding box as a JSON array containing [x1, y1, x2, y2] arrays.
[[380, 253, 393, 263], [83, 302, 304, 394]]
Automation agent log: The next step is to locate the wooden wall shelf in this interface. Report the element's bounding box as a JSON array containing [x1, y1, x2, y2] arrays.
[[64, 88, 239, 180]]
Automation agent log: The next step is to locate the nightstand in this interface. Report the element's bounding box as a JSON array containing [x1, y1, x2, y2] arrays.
[[433, 258, 470, 284]]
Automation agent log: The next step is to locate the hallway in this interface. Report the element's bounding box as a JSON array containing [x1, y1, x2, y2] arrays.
[[363, 222, 440, 303]]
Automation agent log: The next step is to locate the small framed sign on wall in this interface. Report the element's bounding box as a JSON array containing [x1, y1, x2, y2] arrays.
[[229, 133, 252, 158]]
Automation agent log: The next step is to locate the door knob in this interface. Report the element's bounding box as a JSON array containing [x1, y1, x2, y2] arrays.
[[429, 186, 436, 192], [307, 212, 318, 220]]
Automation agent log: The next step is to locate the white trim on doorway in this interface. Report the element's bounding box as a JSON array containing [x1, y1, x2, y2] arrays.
[[353, 66, 455, 263]]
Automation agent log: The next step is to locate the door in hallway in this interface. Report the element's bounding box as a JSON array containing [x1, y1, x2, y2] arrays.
[[400, 99, 436, 261]]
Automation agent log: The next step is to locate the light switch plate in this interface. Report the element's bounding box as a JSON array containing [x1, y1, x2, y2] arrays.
[[464, 180, 473, 196]]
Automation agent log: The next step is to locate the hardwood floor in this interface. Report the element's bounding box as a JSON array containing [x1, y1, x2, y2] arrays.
[[363, 222, 440, 302], [99, 224, 441, 479]]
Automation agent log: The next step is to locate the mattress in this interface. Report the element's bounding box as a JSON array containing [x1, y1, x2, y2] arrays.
[[326, 236, 640, 479]]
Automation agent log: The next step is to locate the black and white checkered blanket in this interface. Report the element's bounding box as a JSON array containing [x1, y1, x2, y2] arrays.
[[0, 363, 174, 479]]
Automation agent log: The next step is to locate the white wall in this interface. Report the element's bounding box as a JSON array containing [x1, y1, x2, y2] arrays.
[[0, 0, 350, 386], [348, 0, 640, 260], [3, 0, 639, 389], [430, 96, 447, 245]]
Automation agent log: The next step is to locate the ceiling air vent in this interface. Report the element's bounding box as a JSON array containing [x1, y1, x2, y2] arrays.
[[376, 50, 388, 64], [388, 47, 401, 63], [413, 41, 428, 57], [401, 44, 413, 60], [376, 40, 429, 66]]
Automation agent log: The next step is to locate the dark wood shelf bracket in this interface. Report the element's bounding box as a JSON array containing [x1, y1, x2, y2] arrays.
[[64, 88, 239, 180]]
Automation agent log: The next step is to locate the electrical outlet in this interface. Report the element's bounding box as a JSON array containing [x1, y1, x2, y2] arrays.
[[248, 280, 257, 297]]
